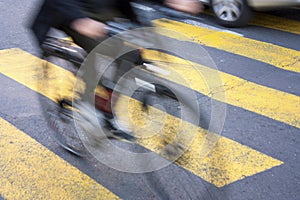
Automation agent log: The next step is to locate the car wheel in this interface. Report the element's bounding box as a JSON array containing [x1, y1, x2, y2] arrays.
[[210, 0, 253, 27]]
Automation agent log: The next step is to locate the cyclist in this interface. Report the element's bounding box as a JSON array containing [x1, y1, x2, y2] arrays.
[[31, 0, 203, 50], [31, 0, 204, 142]]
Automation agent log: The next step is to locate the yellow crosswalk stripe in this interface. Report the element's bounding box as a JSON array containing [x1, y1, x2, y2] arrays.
[[115, 95, 283, 187], [0, 117, 120, 200], [153, 19, 300, 73], [251, 13, 300, 35], [142, 50, 300, 129], [203, 10, 300, 35], [0, 48, 283, 187]]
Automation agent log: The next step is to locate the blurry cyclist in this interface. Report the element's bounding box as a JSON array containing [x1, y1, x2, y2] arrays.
[[32, 0, 203, 51], [31, 0, 203, 141]]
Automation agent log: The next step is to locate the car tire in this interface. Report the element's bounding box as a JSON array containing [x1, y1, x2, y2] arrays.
[[210, 0, 253, 27]]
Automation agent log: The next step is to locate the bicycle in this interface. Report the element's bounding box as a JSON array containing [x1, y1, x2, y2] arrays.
[[38, 4, 225, 173]]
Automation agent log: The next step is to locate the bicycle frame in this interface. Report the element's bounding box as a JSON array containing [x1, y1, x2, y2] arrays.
[[41, 35, 185, 112], [41, 23, 201, 128]]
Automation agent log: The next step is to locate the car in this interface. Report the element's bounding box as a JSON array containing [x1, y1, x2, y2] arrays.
[[200, 0, 300, 27]]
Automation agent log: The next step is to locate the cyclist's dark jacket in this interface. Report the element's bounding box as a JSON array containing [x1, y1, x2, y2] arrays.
[[31, 0, 160, 44]]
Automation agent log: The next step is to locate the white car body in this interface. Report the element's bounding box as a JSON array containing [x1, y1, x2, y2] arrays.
[[248, 0, 300, 9], [200, 0, 300, 9]]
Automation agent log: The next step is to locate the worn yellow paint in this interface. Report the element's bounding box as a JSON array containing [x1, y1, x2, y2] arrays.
[[0, 118, 120, 200], [114, 95, 283, 187], [0, 48, 284, 187], [142, 50, 300, 129], [0, 48, 107, 103], [1, 48, 299, 128], [251, 13, 300, 35], [204, 10, 300, 35], [153, 19, 300, 73]]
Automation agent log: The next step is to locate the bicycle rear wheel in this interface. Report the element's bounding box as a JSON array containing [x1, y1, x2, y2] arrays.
[[113, 69, 203, 165]]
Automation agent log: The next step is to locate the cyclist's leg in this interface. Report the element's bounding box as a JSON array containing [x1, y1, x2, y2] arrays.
[[61, 26, 105, 103], [60, 9, 128, 103], [61, 28, 137, 142], [61, 24, 143, 109]]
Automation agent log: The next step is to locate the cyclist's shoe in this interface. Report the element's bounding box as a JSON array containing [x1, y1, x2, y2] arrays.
[[105, 118, 135, 143], [108, 118, 133, 133], [106, 129, 135, 143], [58, 99, 73, 120], [75, 101, 107, 145], [75, 101, 135, 144]]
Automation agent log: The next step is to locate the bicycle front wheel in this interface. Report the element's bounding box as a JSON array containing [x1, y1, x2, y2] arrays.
[[38, 54, 87, 157]]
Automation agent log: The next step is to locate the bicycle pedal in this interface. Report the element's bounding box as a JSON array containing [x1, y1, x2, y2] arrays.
[[60, 107, 73, 119], [108, 129, 136, 143], [160, 142, 186, 160], [64, 143, 86, 157]]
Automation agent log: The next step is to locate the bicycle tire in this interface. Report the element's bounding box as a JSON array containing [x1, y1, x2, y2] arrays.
[[131, 73, 203, 161], [72, 58, 203, 172], [44, 23, 227, 199], [114, 65, 220, 200], [38, 55, 87, 157]]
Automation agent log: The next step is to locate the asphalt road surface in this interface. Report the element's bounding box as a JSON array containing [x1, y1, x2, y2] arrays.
[[0, 0, 299, 199]]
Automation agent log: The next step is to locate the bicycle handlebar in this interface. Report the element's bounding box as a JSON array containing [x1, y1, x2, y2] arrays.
[[41, 3, 202, 63], [105, 21, 143, 36], [105, 2, 202, 35]]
